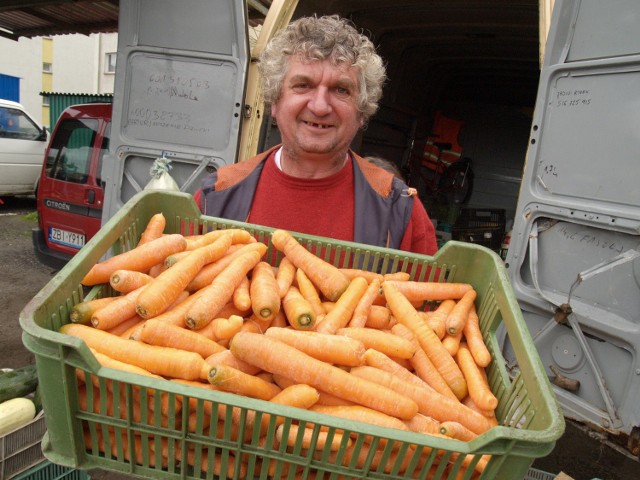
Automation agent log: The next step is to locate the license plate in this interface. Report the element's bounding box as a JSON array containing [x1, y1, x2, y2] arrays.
[[49, 227, 85, 249]]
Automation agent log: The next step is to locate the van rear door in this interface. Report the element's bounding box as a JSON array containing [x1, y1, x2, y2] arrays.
[[101, 0, 249, 222], [503, 0, 640, 449], [37, 107, 108, 258]]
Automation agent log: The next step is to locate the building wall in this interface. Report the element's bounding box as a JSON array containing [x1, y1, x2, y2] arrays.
[[0, 37, 43, 120], [0, 32, 118, 125]]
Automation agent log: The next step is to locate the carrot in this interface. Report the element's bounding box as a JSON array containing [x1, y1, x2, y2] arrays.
[[83, 349, 176, 415], [439, 420, 478, 442], [148, 262, 167, 277], [339, 268, 383, 283], [348, 278, 381, 328], [138, 318, 226, 358], [129, 289, 209, 339], [361, 348, 433, 391], [207, 364, 281, 400], [70, 296, 117, 324], [137, 213, 166, 246], [163, 250, 191, 268], [106, 314, 143, 337], [337, 327, 416, 360], [404, 413, 441, 435], [276, 424, 350, 451], [445, 289, 477, 336], [235, 383, 321, 438], [456, 342, 498, 411], [310, 404, 410, 432], [136, 233, 233, 319], [200, 314, 245, 341], [264, 327, 365, 367], [462, 304, 491, 368], [271, 374, 355, 407], [82, 419, 167, 467], [90, 286, 146, 330], [186, 242, 267, 291], [363, 305, 394, 329], [462, 396, 499, 424], [382, 282, 468, 400], [418, 310, 446, 339], [184, 228, 252, 250], [82, 234, 188, 286], [271, 229, 350, 302], [60, 323, 208, 381], [348, 365, 494, 435], [185, 250, 263, 329], [282, 286, 316, 330], [315, 276, 368, 334], [391, 323, 458, 400], [322, 441, 421, 475], [427, 300, 455, 336], [295, 268, 326, 316], [204, 349, 261, 376], [383, 271, 411, 282], [250, 261, 281, 323], [109, 269, 154, 293], [275, 256, 296, 298], [271, 309, 288, 328], [442, 331, 463, 356], [230, 331, 418, 419], [382, 280, 474, 302], [232, 276, 251, 311]]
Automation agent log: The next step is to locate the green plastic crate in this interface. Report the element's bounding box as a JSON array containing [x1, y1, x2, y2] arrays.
[[12, 460, 90, 480], [19, 190, 565, 479]]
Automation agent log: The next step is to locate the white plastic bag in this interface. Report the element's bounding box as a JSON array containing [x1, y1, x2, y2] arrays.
[[145, 154, 180, 191]]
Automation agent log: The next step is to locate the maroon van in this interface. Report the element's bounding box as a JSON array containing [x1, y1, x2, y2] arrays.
[[32, 103, 112, 268]]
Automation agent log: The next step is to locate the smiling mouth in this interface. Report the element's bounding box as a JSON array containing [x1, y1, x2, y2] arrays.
[[303, 120, 332, 129]]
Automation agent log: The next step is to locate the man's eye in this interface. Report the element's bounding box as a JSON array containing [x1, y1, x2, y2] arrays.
[[293, 83, 309, 90], [335, 87, 350, 96]]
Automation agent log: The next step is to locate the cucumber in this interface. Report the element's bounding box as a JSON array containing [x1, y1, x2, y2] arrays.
[[0, 364, 38, 404], [0, 397, 37, 436]]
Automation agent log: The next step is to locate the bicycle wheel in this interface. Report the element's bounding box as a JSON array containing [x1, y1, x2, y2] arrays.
[[438, 158, 474, 204]]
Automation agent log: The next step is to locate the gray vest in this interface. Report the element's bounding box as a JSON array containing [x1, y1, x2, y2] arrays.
[[201, 152, 414, 250]]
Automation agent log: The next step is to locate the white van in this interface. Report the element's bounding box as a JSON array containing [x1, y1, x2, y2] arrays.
[[0, 98, 49, 197]]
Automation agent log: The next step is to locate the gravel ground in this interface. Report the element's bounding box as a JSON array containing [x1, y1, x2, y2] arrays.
[[1, 195, 637, 480]]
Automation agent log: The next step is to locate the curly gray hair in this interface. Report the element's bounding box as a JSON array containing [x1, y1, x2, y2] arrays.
[[258, 15, 387, 122]]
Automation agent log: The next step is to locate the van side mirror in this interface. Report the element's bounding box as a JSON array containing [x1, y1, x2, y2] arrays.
[[37, 127, 48, 141]]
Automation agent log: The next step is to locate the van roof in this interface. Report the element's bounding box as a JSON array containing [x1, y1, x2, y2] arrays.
[[0, 98, 25, 108], [60, 102, 112, 119]]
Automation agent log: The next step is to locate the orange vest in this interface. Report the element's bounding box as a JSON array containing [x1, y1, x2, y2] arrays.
[[422, 111, 465, 173]]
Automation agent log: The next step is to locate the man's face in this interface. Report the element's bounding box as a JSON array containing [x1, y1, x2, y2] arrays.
[[271, 55, 364, 162]]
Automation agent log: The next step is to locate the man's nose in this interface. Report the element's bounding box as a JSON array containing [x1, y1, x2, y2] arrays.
[[308, 87, 332, 115]]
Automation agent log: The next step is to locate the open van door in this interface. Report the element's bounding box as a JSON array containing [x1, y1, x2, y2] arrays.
[[504, 0, 640, 454], [101, 0, 249, 222]]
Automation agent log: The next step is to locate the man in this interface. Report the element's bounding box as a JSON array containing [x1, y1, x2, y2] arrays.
[[199, 15, 437, 255]]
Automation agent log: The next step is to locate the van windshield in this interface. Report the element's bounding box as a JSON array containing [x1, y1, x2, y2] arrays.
[[46, 118, 99, 184], [0, 106, 42, 140]]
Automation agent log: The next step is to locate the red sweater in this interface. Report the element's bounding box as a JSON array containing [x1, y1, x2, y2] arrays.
[[244, 155, 437, 255]]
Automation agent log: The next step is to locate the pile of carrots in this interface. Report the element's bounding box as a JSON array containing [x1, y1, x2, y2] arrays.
[[61, 212, 499, 479]]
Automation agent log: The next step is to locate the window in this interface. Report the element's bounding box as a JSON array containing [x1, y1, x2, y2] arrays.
[[46, 118, 99, 184], [105, 53, 117, 73], [0, 106, 42, 140], [43, 62, 53, 73]]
